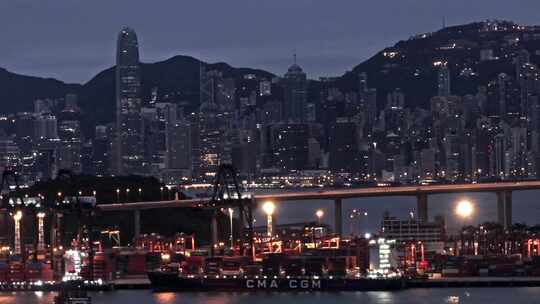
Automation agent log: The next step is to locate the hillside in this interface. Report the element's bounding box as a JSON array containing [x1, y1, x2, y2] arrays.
[[338, 20, 540, 109], [0, 55, 274, 135], [2, 20, 540, 133]]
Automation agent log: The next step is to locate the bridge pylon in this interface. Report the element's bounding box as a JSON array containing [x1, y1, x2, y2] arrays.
[[497, 191, 512, 231]]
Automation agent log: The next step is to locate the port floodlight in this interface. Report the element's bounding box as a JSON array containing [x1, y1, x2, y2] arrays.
[[455, 199, 474, 218], [262, 201, 276, 216], [13, 211, 22, 221]]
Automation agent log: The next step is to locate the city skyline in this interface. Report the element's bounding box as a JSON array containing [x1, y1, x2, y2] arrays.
[[3, 3, 540, 302], [1, 1, 540, 83], [3, 19, 540, 185]]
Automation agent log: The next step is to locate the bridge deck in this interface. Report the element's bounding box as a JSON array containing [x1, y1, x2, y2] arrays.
[[97, 181, 540, 212]]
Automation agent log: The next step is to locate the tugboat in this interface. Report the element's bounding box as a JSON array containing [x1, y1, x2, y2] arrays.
[[54, 280, 91, 304]]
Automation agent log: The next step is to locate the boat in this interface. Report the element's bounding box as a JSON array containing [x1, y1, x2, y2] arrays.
[[54, 280, 92, 304], [147, 269, 404, 292]]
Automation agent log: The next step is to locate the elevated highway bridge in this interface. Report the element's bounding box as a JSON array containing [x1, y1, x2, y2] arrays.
[[97, 180, 540, 238]]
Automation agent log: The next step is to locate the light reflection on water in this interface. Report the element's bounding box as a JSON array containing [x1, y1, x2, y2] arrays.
[[154, 292, 177, 304], [4, 288, 540, 304], [367, 291, 395, 304]]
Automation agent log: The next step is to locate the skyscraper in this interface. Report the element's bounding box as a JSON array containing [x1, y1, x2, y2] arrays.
[[437, 65, 451, 97], [358, 72, 377, 127], [282, 56, 308, 122], [115, 27, 144, 175], [199, 67, 224, 179]]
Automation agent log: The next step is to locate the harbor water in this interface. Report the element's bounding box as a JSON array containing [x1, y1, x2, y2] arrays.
[[4, 288, 540, 304]]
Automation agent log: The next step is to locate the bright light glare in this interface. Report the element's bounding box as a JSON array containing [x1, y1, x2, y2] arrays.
[[455, 200, 474, 218], [262, 201, 275, 215], [13, 211, 22, 221]]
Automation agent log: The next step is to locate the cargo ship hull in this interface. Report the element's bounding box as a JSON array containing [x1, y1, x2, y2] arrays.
[[148, 272, 404, 292]]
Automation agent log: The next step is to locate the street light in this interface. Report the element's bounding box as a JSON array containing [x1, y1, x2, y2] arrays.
[[316, 209, 324, 224], [126, 188, 130, 202], [13, 211, 22, 255], [455, 199, 474, 255], [228, 208, 234, 249], [160, 187, 164, 200], [456, 199, 474, 218], [262, 201, 275, 237], [13, 210, 22, 221], [116, 188, 120, 203], [138, 188, 142, 201]]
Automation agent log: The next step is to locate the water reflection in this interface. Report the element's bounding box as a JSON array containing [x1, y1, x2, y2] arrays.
[[367, 291, 395, 304], [194, 292, 233, 304], [0, 291, 55, 303], [154, 292, 177, 304], [4, 288, 540, 304]]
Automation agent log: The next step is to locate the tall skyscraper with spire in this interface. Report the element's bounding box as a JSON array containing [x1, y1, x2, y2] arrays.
[[115, 27, 144, 175], [282, 53, 308, 122]]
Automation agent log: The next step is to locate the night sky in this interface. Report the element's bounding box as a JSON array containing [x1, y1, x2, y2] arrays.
[[1, 0, 539, 83]]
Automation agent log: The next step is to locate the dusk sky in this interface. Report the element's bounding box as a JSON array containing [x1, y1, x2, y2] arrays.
[[1, 0, 539, 83]]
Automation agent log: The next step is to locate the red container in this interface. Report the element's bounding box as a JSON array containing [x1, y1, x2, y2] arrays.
[[8, 262, 25, 283], [127, 254, 147, 275]]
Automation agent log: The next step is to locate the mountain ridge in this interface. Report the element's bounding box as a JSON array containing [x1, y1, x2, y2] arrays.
[[1, 20, 540, 133]]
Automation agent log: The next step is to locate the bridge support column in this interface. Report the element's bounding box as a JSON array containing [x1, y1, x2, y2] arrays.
[[417, 194, 428, 223], [133, 210, 141, 239], [334, 199, 342, 237], [497, 191, 512, 231]]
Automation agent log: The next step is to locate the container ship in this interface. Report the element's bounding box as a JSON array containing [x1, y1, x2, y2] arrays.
[[147, 223, 405, 292], [148, 267, 404, 292]]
